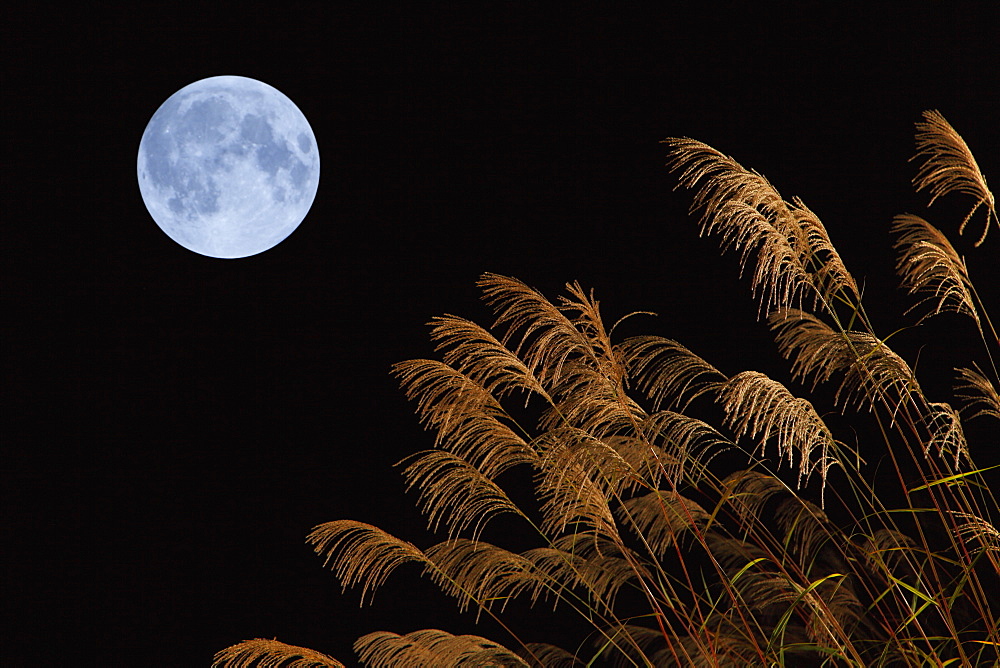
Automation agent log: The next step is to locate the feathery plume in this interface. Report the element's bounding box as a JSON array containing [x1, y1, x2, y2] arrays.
[[891, 213, 979, 325], [306, 521, 429, 605], [769, 309, 922, 412], [423, 539, 543, 616], [719, 371, 841, 502], [399, 450, 527, 541], [354, 629, 528, 668], [912, 110, 996, 246], [213, 639, 345, 668], [664, 138, 859, 316], [955, 364, 1000, 422]]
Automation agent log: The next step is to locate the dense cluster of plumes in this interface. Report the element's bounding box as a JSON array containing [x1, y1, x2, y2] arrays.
[[216, 112, 998, 667]]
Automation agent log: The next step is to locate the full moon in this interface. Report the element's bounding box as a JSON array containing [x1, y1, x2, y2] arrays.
[[137, 76, 319, 258]]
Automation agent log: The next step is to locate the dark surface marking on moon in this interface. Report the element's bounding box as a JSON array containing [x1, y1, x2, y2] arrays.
[[297, 132, 312, 153]]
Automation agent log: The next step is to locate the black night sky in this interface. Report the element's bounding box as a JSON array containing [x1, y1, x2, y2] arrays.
[[4, 4, 998, 665]]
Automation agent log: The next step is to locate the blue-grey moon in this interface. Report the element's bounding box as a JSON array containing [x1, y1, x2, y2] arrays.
[[137, 76, 319, 258]]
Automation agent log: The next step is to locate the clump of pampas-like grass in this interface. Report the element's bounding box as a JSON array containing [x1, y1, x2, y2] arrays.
[[216, 111, 998, 667]]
